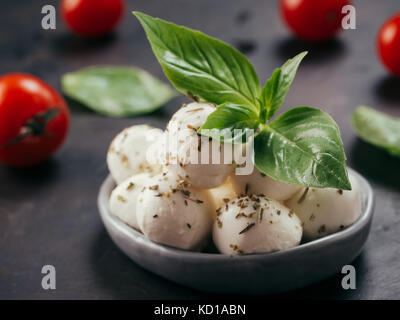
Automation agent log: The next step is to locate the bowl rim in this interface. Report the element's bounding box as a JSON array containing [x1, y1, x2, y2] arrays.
[[98, 167, 374, 262]]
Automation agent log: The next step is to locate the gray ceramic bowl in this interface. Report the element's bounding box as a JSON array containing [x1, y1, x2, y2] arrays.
[[98, 168, 374, 294]]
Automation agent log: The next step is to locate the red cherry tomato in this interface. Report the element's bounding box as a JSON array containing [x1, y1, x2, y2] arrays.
[[61, 0, 124, 36], [377, 13, 400, 77], [0, 74, 69, 167], [280, 0, 351, 41]]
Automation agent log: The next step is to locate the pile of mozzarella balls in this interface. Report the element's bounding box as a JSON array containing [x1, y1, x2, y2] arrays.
[[107, 102, 362, 255]]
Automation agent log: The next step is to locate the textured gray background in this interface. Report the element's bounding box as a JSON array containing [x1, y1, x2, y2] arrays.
[[0, 0, 399, 299]]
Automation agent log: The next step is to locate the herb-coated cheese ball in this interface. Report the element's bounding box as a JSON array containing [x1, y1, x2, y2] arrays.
[[164, 102, 233, 189], [107, 125, 163, 184], [136, 170, 214, 250], [167, 160, 232, 190], [213, 194, 302, 255], [230, 166, 302, 201], [109, 173, 154, 230], [145, 130, 167, 166], [147, 130, 231, 188], [285, 174, 361, 240], [167, 102, 216, 135], [206, 177, 237, 216]]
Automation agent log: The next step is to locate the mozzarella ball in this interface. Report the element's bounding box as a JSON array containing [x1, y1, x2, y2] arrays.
[[230, 167, 302, 201], [136, 170, 213, 250], [285, 174, 361, 240], [213, 194, 302, 255], [206, 177, 237, 215], [167, 102, 216, 135], [167, 161, 232, 189], [145, 130, 168, 167], [109, 173, 153, 230], [107, 125, 163, 184], [164, 102, 233, 189]]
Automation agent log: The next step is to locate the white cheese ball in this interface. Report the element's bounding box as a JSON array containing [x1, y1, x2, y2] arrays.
[[136, 170, 213, 250], [167, 161, 232, 190], [149, 130, 229, 188], [213, 194, 302, 255], [146, 130, 168, 167], [285, 174, 361, 240], [109, 173, 153, 230], [107, 125, 163, 184], [206, 177, 237, 216], [167, 102, 216, 135], [164, 102, 233, 189], [230, 167, 302, 201]]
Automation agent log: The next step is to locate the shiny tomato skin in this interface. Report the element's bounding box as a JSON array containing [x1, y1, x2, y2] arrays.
[[0, 74, 69, 167], [61, 0, 124, 36], [377, 13, 400, 77], [280, 0, 351, 42]]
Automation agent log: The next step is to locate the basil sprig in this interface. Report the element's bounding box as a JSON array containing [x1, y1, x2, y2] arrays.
[[134, 11, 351, 190]]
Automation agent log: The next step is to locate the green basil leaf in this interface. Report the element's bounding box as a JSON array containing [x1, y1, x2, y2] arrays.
[[259, 68, 281, 123], [61, 66, 176, 117], [134, 11, 261, 110], [352, 106, 400, 157], [260, 51, 307, 121], [255, 106, 351, 190], [199, 103, 259, 143]]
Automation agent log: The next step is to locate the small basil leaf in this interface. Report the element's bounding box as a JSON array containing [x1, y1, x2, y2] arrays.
[[134, 11, 261, 110], [61, 66, 176, 117], [260, 68, 281, 123], [199, 103, 259, 143], [255, 106, 351, 190], [261, 51, 307, 121], [352, 106, 400, 157]]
